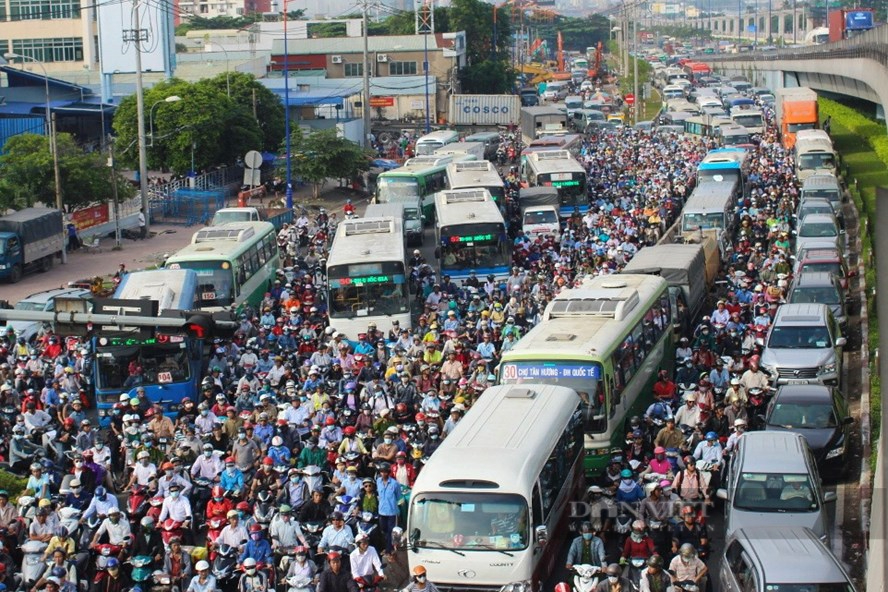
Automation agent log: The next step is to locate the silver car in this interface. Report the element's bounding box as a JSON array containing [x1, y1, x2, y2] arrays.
[[4, 287, 93, 343], [759, 303, 845, 386]]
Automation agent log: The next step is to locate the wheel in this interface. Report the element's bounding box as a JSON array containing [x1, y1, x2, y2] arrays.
[[8, 264, 22, 283], [41, 256, 53, 272]]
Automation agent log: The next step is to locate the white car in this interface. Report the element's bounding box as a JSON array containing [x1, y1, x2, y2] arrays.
[[5, 288, 92, 343], [580, 80, 595, 91]]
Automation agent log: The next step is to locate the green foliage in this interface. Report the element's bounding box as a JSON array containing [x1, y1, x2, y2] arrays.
[[200, 72, 285, 152], [112, 76, 271, 174], [449, 0, 511, 63], [0, 470, 27, 501], [0, 133, 134, 212], [284, 128, 373, 198], [175, 12, 304, 34], [460, 59, 515, 94]]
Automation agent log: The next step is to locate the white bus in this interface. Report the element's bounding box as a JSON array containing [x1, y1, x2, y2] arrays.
[[521, 150, 589, 217], [326, 217, 410, 336], [415, 130, 460, 155], [407, 384, 584, 591], [434, 189, 510, 282], [445, 160, 506, 205]]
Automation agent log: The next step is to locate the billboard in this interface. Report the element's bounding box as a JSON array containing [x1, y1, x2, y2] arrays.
[[97, 0, 176, 75], [845, 10, 874, 30]]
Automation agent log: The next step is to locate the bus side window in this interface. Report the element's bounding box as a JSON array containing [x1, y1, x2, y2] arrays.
[[607, 372, 620, 417], [531, 484, 543, 527]]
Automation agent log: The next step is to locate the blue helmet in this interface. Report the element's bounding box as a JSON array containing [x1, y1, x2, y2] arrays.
[[106, 558, 119, 568], [706, 431, 719, 441]]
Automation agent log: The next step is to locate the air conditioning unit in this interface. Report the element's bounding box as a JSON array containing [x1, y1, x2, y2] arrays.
[[377, 54, 389, 63], [331, 55, 343, 64]]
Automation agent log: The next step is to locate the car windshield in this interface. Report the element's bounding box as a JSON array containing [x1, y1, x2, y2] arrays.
[[768, 325, 832, 349], [734, 473, 820, 512], [790, 286, 840, 306], [410, 493, 529, 551], [524, 210, 558, 225], [800, 222, 838, 238], [768, 401, 837, 428], [763, 585, 853, 592], [15, 301, 48, 312], [800, 205, 833, 218]]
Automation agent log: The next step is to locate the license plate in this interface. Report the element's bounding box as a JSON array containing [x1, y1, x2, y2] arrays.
[[158, 372, 173, 383], [786, 379, 810, 385]]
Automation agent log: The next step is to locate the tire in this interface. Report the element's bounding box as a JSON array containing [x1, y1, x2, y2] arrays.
[[41, 256, 53, 272], [8, 264, 22, 283]]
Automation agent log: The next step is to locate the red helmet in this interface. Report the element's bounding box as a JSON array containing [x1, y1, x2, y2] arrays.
[[395, 403, 407, 414], [236, 501, 250, 511], [249, 524, 262, 533], [415, 412, 427, 424], [325, 417, 335, 426], [262, 457, 274, 466], [64, 418, 75, 427], [555, 584, 571, 592], [211, 486, 224, 498], [343, 426, 356, 436]]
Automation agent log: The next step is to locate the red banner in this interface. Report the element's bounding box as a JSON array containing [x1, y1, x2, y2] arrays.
[[370, 97, 395, 107], [70, 204, 110, 231]]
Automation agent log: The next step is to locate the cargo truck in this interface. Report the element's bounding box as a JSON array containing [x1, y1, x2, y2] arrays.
[[0, 208, 65, 283], [775, 87, 818, 150], [828, 8, 874, 42]]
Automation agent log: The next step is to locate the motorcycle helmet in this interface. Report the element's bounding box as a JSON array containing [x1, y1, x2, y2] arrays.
[[106, 558, 119, 569], [680, 543, 697, 558], [606, 563, 622, 577], [212, 486, 224, 498], [554, 584, 571, 592], [236, 501, 250, 512], [50, 567, 66, 578], [647, 555, 664, 568], [140, 516, 154, 528], [249, 524, 262, 533], [343, 426, 356, 436], [195, 561, 210, 572], [705, 431, 718, 441], [631, 519, 646, 533], [620, 469, 633, 479], [653, 446, 666, 455]]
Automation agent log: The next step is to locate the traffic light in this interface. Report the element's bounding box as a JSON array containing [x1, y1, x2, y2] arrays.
[[159, 310, 238, 340], [185, 314, 212, 340]]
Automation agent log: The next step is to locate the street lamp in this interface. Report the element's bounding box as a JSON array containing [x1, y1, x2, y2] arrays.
[[148, 95, 182, 147], [199, 42, 231, 98]]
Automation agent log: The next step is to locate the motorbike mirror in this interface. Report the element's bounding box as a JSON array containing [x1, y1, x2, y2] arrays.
[[534, 525, 548, 545]]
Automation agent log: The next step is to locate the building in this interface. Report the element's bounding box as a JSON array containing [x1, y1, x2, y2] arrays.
[[269, 31, 466, 123]]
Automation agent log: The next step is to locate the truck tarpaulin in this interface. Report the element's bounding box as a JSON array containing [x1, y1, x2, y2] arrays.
[[621, 243, 708, 322], [449, 94, 521, 126], [517, 187, 560, 209], [0, 208, 63, 244]]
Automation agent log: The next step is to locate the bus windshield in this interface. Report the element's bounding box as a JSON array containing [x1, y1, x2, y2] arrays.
[[377, 177, 420, 202], [697, 169, 740, 184], [682, 212, 725, 231], [499, 361, 607, 433], [168, 261, 235, 308], [328, 265, 409, 319], [538, 173, 586, 198], [440, 224, 508, 272], [410, 493, 529, 551], [798, 153, 836, 170], [732, 114, 763, 128], [96, 343, 191, 390]]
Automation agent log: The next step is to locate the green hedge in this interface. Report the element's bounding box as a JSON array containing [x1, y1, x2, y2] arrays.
[[0, 469, 28, 500], [820, 99, 888, 171]]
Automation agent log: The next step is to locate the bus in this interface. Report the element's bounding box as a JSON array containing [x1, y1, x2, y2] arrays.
[[375, 155, 475, 222], [94, 269, 204, 412], [683, 115, 732, 139], [718, 124, 753, 147], [520, 134, 583, 163], [326, 217, 410, 336], [445, 160, 506, 205], [498, 274, 673, 475], [794, 130, 837, 181], [697, 147, 750, 196], [165, 221, 279, 312], [415, 130, 459, 155], [434, 189, 510, 282], [407, 384, 584, 590], [521, 150, 589, 216]]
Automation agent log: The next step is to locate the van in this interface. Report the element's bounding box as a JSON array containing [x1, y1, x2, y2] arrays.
[[719, 527, 855, 592], [415, 130, 460, 156], [801, 174, 844, 209], [759, 303, 846, 386], [716, 432, 836, 541], [365, 202, 424, 247], [464, 132, 501, 160]]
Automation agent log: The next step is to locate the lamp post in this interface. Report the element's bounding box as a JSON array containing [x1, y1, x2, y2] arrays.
[[148, 95, 182, 147], [201, 42, 231, 98]]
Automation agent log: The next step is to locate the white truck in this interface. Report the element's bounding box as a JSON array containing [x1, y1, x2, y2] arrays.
[[518, 187, 561, 242]]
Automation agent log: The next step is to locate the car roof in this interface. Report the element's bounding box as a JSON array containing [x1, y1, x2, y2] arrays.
[[794, 272, 838, 287], [731, 527, 852, 585], [773, 303, 830, 324], [800, 249, 843, 263], [20, 288, 91, 304]]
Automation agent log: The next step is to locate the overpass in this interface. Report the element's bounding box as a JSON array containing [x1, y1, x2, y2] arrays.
[[694, 25, 888, 124], [648, 7, 814, 44]]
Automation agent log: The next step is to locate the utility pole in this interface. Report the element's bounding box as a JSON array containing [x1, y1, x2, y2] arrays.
[[361, 0, 372, 148], [127, 0, 151, 236], [51, 113, 66, 264], [107, 135, 122, 249], [416, 0, 434, 134]]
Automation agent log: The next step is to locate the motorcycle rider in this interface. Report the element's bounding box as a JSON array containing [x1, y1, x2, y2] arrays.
[[671, 505, 709, 558], [268, 505, 309, 551], [89, 507, 131, 553], [131, 516, 164, 568], [565, 521, 606, 570], [638, 555, 672, 592], [619, 520, 656, 565], [668, 544, 708, 592], [316, 551, 357, 592], [185, 560, 216, 592], [240, 524, 272, 566], [89, 557, 130, 592], [237, 557, 268, 592], [595, 563, 631, 592], [349, 533, 384, 583], [163, 537, 194, 592], [285, 546, 317, 582], [318, 511, 355, 556]]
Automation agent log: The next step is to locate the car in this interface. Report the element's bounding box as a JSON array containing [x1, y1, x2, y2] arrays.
[[794, 248, 852, 291], [579, 80, 595, 91], [794, 212, 843, 258], [761, 384, 853, 477], [719, 527, 857, 592], [760, 303, 846, 386], [795, 197, 835, 221], [4, 287, 93, 343], [787, 271, 848, 330]]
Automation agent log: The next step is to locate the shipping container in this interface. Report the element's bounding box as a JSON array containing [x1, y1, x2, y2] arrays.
[[448, 94, 521, 126]]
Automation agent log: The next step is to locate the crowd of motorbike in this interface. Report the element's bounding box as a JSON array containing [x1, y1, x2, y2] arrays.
[[0, 79, 821, 592]]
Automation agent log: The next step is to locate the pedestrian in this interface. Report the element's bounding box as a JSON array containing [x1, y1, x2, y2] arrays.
[[138, 208, 146, 239], [375, 463, 401, 555]]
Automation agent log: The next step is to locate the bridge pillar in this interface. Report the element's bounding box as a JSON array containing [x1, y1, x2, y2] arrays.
[[777, 11, 785, 37]]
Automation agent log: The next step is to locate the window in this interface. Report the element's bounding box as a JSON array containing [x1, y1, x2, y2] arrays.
[[389, 61, 417, 75], [12, 37, 83, 62], [344, 63, 363, 77], [539, 408, 583, 516], [9, 0, 80, 19]]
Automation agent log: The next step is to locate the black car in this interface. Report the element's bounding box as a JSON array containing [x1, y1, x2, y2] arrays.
[[761, 384, 854, 478]]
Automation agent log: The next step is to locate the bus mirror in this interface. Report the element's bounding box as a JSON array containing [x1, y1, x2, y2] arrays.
[[535, 525, 548, 545], [409, 528, 421, 552]]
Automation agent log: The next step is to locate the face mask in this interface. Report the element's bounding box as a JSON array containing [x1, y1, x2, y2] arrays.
[[214, 497, 223, 502], [608, 577, 619, 584], [141, 460, 149, 466], [96, 443, 104, 450], [384, 438, 392, 444], [145, 442, 152, 448], [227, 467, 236, 474], [245, 568, 256, 575], [681, 556, 691, 564], [622, 479, 633, 485], [171, 491, 180, 498], [74, 461, 83, 468], [250, 533, 260, 541], [631, 532, 643, 542], [201, 410, 208, 416], [414, 576, 426, 583], [582, 533, 593, 541], [204, 451, 212, 458], [430, 434, 439, 440]]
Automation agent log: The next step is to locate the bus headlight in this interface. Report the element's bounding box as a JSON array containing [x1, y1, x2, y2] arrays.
[[500, 581, 532, 592]]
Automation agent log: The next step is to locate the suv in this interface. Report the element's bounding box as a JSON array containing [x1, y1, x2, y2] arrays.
[[787, 272, 847, 331], [794, 213, 843, 258], [794, 248, 851, 291], [760, 303, 846, 386], [4, 288, 93, 342], [719, 527, 855, 592]]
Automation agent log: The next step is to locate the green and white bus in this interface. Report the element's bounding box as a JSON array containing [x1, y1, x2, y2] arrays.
[[498, 274, 673, 475], [375, 154, 476, 222], [520, 150, 589, 217], [165, 221, 280, 312], [445, 160, 506, 205]]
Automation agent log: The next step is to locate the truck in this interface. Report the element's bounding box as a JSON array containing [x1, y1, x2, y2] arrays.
[[828, 8, 874, 43], [775, 87, 818, 150], [211, 206, 294, 231], [448, 94, 521, 126], [517, 187, 561, 242], [0, 208, 65, 283], [520, 106, 568, 145]]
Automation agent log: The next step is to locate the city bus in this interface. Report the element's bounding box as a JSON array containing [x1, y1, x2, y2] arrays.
[[414, 130, 460, 155], [445, 160, 506, 206], [498, 274, 673, 475], [165, 221, 279, 312], [407, 384, 584, 590], [327, 216, 410, 336], [94, 269, 204, 413], [375, 155, 475, 222], [521, 150, 589, 217], [434, 189, 510, 282], [697, 147, 750, 196]]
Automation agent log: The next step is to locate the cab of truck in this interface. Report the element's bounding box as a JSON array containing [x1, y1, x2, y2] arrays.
[[212, 207, 263, 225]]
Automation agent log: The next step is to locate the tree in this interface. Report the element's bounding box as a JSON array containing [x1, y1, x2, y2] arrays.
[[284, 128, 372, 199], [460, 59, 515, 94], [449, 0, 511, 63], [197, 72, 285, 152], [0, 133, 134, 211], [112, 78, 265, 174]]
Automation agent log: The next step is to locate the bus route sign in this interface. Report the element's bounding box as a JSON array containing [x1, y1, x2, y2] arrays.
[[501, 363, 602, 380], [449, 234, 494, 243]]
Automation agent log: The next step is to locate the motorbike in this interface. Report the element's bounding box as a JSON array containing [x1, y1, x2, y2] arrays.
[[191, 477, 214, 519], [129, 555, 154, 587], [149, 570, 175, 592], [253, 490, 276, 530], [284, 574, 314, 592], [91, 540, 128, 582], [354, 575, 383, 592], [205, 516, 226, 548], [159, 519, 186, 547], [212, 543, 239, 592], [20, 539, 48, 589], [624, 557, 647, 592], [673, 580, 700, 592], [127, 484, 150, 529], [572, 565, 601, 592]]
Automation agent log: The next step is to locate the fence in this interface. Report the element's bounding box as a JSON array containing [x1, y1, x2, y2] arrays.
[[147, 167, 243, 225]]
